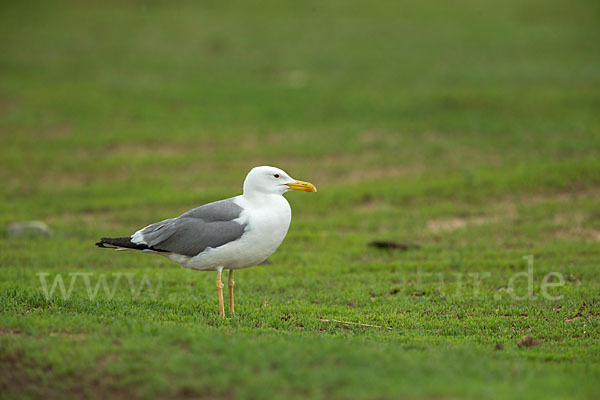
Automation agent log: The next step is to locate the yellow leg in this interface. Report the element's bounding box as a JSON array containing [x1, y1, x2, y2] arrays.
[[216, 269, 225, 318], [228, 269, 235, 314]]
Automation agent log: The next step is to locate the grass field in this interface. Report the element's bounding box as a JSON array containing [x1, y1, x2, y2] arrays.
[[1, 0, 600, 399]]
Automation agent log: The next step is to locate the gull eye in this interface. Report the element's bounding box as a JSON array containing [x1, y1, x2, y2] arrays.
[[274, 174, 280, 178]]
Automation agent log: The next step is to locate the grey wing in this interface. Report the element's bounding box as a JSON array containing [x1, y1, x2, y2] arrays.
[[181, 198, 244, 222], [133, 198, 246, 257]]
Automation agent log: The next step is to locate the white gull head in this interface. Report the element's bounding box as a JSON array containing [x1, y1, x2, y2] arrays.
[[243, 166, 317, 196]]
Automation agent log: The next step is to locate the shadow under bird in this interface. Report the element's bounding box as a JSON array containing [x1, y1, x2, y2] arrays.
[[96, 166, 317, 317]]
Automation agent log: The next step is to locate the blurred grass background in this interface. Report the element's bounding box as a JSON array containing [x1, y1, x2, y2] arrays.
[[1, 0, 599, 399]]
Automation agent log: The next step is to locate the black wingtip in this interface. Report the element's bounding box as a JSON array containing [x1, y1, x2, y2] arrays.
[[96, 238, 111, 248], [95, 237, 168, 252]]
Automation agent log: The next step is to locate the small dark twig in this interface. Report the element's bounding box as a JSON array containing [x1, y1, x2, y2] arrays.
[[368, 240, 420, 250]]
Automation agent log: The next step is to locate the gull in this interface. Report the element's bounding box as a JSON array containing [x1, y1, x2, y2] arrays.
[[96, 166, 316, 317]]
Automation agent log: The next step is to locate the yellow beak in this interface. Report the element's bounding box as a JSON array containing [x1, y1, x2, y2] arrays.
[[286, 180, 317, 193]]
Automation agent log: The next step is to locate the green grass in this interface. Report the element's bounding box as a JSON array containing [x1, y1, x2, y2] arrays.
[[1, 0, 600, 399]]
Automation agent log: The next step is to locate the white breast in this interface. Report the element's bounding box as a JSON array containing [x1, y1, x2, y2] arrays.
[[172, 194, 292, 271]]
